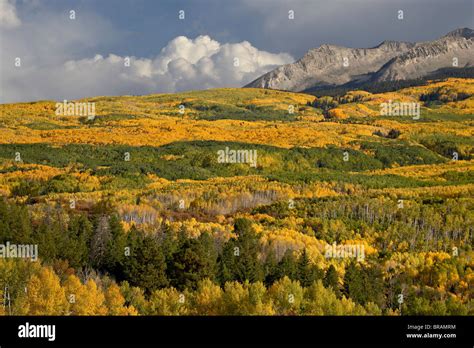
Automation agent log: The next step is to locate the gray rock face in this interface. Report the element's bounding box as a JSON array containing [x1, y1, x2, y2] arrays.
[[373, 29, 474, 82], [245, 28, 474, 92]]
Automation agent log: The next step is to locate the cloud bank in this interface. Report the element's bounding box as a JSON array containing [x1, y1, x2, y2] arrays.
[[0, 0, 20, 28], [0, 1, 293, 103]]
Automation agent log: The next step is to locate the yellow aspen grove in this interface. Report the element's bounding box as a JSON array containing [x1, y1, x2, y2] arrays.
[[63, 275, 107, 315], [104, 283, 138, 316], [23, 267, 68, 315]]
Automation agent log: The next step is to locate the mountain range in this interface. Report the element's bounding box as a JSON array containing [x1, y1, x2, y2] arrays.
[[245, 28, 474, 92]]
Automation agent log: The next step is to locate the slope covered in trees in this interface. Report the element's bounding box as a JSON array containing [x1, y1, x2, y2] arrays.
[[0, 79, 473, 315]]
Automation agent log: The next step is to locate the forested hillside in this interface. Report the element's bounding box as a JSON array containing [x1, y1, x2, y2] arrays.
[[0, 78, 473, 315]]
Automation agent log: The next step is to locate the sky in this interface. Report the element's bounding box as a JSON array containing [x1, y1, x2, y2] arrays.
[[1, 0, 473, 103]]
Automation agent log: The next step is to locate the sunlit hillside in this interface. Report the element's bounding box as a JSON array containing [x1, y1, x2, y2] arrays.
[[0, 78, 473, 316]]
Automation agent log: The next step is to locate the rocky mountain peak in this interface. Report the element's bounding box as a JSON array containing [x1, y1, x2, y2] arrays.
[[245, 28, 474, 92], [443, 27, 474, 39]]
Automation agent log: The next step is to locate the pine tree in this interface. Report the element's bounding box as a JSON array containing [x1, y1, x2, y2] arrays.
[[323, 265, 340, 295], [121, 232, 168, 294], [343, 261, 362, 302], [61, 214, 92, 268], [230, 218, 263, 283], [297, 249, 322, 287], [277, 249, 298, 280], [343, 262, 384, 306], [197, 232, 218, 281], [218, 239, 236, 285], [169, 233, 217, 291], [263, 246, 279, 286], [105, 214, 127, 275]]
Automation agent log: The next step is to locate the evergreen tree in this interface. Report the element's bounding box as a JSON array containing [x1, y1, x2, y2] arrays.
[[231, 218, 263, 283], [217, 240, 235, 285], [61, 214, 92, 269], [169, 232, 217, 290], [323, 265, 340, 295], [297, 249, 322, 287], [121, 231, 168, 294], [263, 246, 279, 286], [343, 261, 363, 302], [277, 249, 298, 280], [104, 214, 127, 276], [0, 200, 32, 243], [343, 262, 384, 306], [36, 220, 61, 262], [217, 219, 264, 284]]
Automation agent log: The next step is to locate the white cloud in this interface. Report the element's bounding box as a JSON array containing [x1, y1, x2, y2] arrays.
[[0, 0, 20, 28], [0, 2, 293, 103]]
